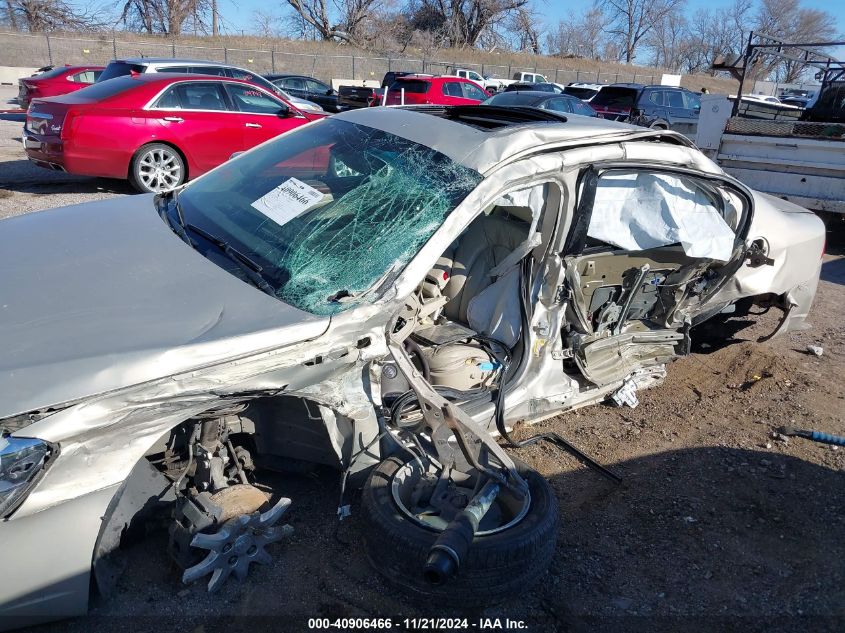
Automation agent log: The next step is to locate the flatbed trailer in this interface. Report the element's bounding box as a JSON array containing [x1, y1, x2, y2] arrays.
[[696, 95, 845, 214]]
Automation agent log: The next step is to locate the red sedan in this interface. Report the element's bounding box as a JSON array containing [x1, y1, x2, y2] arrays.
[[17, 65, 104, 109], [384, 76, 490, 106], [24, 74, 323, 192]]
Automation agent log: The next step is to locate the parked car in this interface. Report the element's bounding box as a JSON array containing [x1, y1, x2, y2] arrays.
[[780, 88, 813, 99], [338, 84, 381, 109], [16, 65, 104, 109], [778, 88, 814, 107], [0, 105, 824, 629], [363, 72, 432, 106], [497, 71, 549, 90], [503, 82, 564, 93], [451, 67, 504, 92], [270, 87, 326, 114], [740, 93, 789, 105], [779, 95, 812, 108], [590, 83, 701, 133], [803, 81, 845, 123], [24, 74, 323, 193], [264, 74, 342, 113], [482, 90, 597, 116], [382, 71, 421, 88], [95, 58, 324, 113], [385, 76, 489, 105], [562, 82, 604, 101]]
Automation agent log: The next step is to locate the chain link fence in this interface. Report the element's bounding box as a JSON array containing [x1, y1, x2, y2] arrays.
[[1, 30, 668, 85]]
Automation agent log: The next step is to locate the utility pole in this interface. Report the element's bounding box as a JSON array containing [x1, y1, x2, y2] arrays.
[[212, 0, 219, 36]]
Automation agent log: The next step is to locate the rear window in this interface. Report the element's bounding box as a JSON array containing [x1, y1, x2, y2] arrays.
[[98, 61, 147, 82], [564, 87, 598, 100], [484, 92, 544, 106], [590, 87, 638, 108], [62, 76, 140, 101], [188, 66, 226, 76], [390, 80, 430, 94]]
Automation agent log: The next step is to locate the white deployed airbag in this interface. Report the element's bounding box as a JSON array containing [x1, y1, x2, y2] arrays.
[[587, 172, 736, 261]]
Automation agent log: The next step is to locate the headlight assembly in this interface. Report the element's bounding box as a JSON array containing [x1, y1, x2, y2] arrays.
[[0, 435, 56, 518]]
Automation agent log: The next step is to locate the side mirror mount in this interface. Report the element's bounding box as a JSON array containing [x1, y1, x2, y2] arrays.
[[325, 88, 334, 96], [279, 106, 305, 119]]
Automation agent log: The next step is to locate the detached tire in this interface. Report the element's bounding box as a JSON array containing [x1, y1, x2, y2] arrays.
[[361, 455, 558, 606]]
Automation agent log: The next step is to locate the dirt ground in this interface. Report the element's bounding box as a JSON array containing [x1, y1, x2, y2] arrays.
[[1, 112, 843, 632]]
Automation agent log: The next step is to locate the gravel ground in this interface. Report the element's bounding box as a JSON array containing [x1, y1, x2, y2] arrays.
[[2, 115, 843, 633], [0, 115, 131, 220]]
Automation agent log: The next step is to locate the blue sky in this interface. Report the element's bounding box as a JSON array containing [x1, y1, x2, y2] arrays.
[[216, 0, 845, 40]]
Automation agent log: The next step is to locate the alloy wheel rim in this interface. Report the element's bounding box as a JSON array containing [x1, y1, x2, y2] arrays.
[[138, 147, 182, 192], [390, 458, 531, 536]]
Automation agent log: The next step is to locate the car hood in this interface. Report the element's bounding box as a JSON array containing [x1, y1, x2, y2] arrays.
[[0, 195, 330, 419]]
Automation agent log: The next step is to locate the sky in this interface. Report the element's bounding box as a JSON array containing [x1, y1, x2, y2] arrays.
[[214, 0, 845, 38]]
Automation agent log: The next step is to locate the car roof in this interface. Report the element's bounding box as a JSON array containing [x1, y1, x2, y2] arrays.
[[336, 105, 696, 174], [395, 75, 468, 82], [490, 91, 570, 102], [121, 73, 273, 88], [35, 65, 104, 74], [112, 58, 232, 66]]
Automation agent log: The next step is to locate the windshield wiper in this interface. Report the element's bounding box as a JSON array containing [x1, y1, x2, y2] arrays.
[[156, 193, 277, 298], [157, 191, 195, 247], [183, 222, 277, 298]]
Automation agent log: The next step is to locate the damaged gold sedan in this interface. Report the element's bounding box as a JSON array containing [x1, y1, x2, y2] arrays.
[[0, 106, 825, 628]]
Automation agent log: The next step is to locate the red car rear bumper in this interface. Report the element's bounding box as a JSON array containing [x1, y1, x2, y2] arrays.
[[24, 132, 126, 179], [24, 132, 67, 171]]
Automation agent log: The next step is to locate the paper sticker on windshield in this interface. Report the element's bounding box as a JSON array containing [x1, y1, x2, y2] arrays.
[[251, 177, 325, 226]]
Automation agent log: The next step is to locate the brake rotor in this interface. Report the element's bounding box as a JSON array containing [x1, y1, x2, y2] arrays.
[[181, 485, 293, 593]]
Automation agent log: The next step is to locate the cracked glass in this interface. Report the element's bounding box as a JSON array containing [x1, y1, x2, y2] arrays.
[[176, 118, 482, 315]]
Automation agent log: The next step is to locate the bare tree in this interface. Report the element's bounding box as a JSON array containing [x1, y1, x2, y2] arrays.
[[5, 0, 103, 31], [5, 0, 19, 29], [675, 0, 753, 74], [647, 10, 690, 69], [282, 0, 384, 44], [754, 0, 838, 81], [598, 0, 686, 63], [547, 7, 607, 59], [409, 0, 529, 48], [252, 8, 282, 38], [118, 0, 211, 34], [507, 5, 541, 53]]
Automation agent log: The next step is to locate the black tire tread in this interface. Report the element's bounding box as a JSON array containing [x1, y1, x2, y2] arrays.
[[360, 455, 558, 607]]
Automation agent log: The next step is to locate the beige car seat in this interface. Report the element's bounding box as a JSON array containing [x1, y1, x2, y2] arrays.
[[421, 211, 530, 390]]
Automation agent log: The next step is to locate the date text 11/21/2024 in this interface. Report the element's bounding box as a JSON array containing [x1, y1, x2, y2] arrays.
[[307, 618, 529, 630]]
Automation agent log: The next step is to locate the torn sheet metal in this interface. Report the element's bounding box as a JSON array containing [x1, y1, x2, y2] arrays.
[[587, 172, 737, 261], [610, 378, 640, 408]]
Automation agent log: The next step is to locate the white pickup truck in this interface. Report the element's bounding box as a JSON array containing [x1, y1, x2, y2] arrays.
[[450, 68, 504, 92], [696, 94, 845, 214], [451, 69, 548, 93]]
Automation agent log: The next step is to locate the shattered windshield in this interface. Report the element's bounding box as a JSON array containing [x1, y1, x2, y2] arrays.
[[176, 118, 482, 315]]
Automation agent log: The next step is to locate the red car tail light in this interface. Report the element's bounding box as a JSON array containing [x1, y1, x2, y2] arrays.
[[60, 109, 80, 140]]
